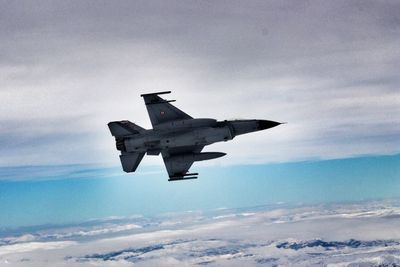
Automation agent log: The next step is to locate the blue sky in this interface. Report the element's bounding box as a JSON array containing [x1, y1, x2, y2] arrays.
[[1, 154, 399, 229], [0, 1, 399, 229]]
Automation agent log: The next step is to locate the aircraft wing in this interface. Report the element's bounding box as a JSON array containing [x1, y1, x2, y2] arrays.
[[161, 145, 203, 181], [141, 91, 192, 127]]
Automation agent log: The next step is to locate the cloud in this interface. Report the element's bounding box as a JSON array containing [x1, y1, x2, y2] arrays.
[[0, 241, 76, 257], [0, 1, 399, 166], [0, 162, 165, 181], [1, 199, 400, 266], [0, 164, 116, 181]]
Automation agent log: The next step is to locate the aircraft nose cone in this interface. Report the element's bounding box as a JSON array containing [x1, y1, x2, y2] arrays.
[[258, 120, 282, 130]]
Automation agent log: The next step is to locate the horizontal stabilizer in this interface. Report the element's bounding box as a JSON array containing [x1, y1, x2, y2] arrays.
[[108, 120, 145, 137], [119, 152, 145, 173]]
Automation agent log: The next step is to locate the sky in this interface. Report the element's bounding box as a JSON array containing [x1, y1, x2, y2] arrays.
[[0, 0, 399, 167], [1, 154, 399, 228], [0, 0, 399, 231]]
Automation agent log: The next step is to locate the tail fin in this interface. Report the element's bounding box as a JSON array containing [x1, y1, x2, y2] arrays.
[[120, 152, 145, 173], [108, 120, 145, 137]]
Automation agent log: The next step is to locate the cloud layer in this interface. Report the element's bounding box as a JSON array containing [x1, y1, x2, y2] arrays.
[[1, 1, 399, 166], [1, 200, 400, 266]]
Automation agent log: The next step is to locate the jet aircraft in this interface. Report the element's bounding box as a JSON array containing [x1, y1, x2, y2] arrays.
[[108, 91, 282, 181]]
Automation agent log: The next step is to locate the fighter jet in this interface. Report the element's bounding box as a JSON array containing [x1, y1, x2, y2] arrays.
[[108, 91, 282, 181]]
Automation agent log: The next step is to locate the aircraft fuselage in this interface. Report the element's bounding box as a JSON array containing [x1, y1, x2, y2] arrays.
[[118, 118, 280, 155]]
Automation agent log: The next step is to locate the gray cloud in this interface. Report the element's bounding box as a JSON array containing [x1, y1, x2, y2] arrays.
[[0, 0, 399, 166]]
